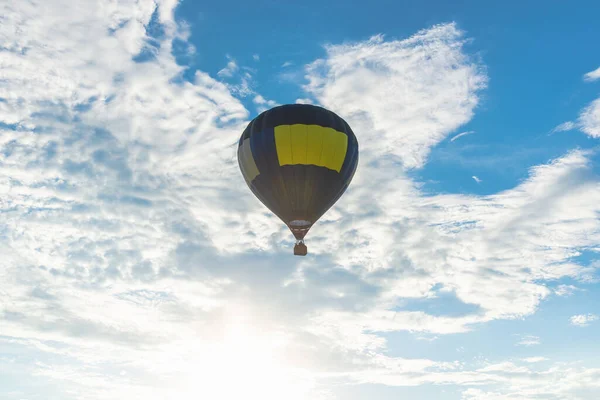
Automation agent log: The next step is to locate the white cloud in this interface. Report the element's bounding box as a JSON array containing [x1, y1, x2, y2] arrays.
[[252, 94, 279, 113], [2, 4, 600, 399], [253, 54, 260, 61], [304, 23, 488, 169], [553, 66, 600, 138], [521, 357, 548, 363], [217, 59, 239, 78], [580, 66, 600, 138], [477, 361, 530, 373], [0, 1, 328, 397], [253, 94, 264, 104], [554, 284, 580, 296], [584, 66, 600, 82], [219, 66, 257, 99], [462, 389, 518, 400], [459, 364, 600, 400], [306, 147, 600, 337], [552, 109, 599, 138], [253, 94, 279, 113], [551, 120, 576, 133], [579, 98, 600, 138], [343, 357, 600, 400], [570, 314, 599, 327], [472, 175, 482, 183], [515, 335, 541, 347], [451, 130, 475, 141], [215, 57, 257, 98]]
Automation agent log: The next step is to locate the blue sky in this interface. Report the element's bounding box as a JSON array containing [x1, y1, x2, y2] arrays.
[[1, 0, 600, 399]]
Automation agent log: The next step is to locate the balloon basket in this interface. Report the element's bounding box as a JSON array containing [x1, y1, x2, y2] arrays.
[[294, 240, 307, 256]]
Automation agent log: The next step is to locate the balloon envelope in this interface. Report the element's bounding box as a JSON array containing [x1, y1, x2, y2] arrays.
[[237, 104, 359, 255]]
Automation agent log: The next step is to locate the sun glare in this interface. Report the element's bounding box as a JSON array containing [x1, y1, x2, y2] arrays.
[[170, 313, 316, 400]]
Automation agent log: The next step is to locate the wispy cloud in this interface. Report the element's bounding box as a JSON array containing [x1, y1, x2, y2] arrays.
[[522, 356, 548, 363], [451, 130, 476, 142], [570, 313, 599, 327], [472, 175, 482, 183], [217, 57, 239, 78], [579, 98, 600, 138], [554, 284, 581, 296], [515, 335, 541, 346], [551, 120, 577, 133], [216, 56, 256, 97], [584, 66, 600, 82], [552, 66, 600, 138], [348, 358, 600, 399], [253, 94, 279, 113]]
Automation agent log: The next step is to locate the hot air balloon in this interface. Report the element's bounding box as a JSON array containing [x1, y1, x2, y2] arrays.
[[237, 104, 359, 256]]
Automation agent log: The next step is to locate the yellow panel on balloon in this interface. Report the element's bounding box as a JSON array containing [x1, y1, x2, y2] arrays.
[[275, 124, 347, 172]]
